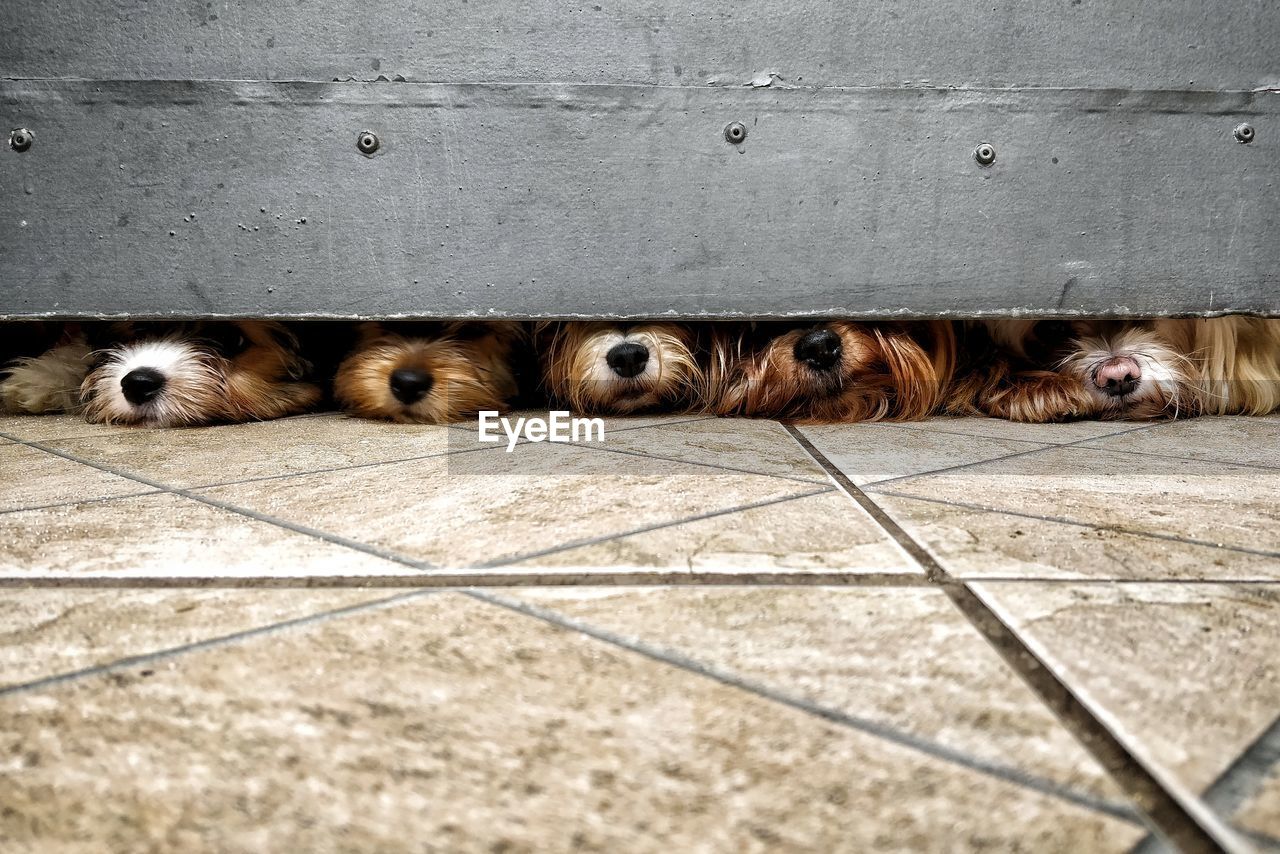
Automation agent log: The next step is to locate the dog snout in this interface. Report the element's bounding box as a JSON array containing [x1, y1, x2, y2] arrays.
[[389, 368, 434, 404], [606, 341, 649, 379], [1094, 356, 1142, 397], [794, 329, 843, 371], [120, 368, 166, 405]]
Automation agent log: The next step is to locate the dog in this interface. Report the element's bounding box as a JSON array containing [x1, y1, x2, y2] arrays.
[[957, 317, 1280, 421], [707, 320, 957, 423], [80, 321, 322, 426], [0, 322, 93, 415], [333, 321, 523, 423], [536, 322, 702, 414]]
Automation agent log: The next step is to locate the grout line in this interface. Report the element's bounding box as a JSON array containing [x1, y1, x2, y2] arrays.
[[472, 486, 839, 568], [942, 577, 1280, 586], [0, 489, 165, 516], [463, 589, 1142, 824], [185, 442, 503, 491], [0, 589, 434, 699], [856, 422, 1164, 489], [869, 421, 1060, 446], [1127, 715, 1280, 853], [870, 418, 1280, 475], [446, 414, 718, 437], [870, 490, 1280, 560], [570, 441, 828, 485], [0, 431, 437, 572], [1201, 713, 1280, 816], [783, 423, 1247, 854], [0, 574, 932, 589]]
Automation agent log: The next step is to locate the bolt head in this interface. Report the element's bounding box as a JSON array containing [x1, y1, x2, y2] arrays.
[[356, 130, 380, 155], [1234, 123, 1255, 144], [724, 121, 748, 144], [973, 143, 996, 166], [8, 128, 33, 152]]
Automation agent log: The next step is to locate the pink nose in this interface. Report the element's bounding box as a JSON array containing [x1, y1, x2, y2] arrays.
[[1093, 356, 1141, 397]]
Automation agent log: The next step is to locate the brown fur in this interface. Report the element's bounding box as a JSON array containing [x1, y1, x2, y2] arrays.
[[956, 317, 1280, 422], [537, 322, 702, 414], [708, 321, 957, 423], [80, 321, 321, 426], [334, 321, 522, 423]]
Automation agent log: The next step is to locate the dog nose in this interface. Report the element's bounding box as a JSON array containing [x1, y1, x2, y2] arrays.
[[606, 341, 649, 379], [120, 368, 166, 405], [389, 368, 434, 404], [1094, 356, 1142, 397], [794, 329, 843, 370]]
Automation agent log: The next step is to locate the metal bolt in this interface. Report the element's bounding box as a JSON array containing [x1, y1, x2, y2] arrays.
[[723, 121, 747, 144], [973, 142, 996, 166], [8, 128, 33, 152], [1234, 123, 1255, 144], [356, 130, 380, 155]]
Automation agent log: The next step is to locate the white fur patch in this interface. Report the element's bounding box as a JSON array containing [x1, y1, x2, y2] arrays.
[[83, 339, 226, 426], [1061, 328, 1194, 417]]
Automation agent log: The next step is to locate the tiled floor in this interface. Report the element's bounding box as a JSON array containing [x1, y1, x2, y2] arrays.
[[1, 412, 1277, 852]]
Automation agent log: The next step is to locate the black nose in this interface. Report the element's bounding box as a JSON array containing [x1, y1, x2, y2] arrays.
[[606, 341, 649, 379], [389, 368, 434, 404], [794, 329, 843, 371], [120, 368, 166, 405]]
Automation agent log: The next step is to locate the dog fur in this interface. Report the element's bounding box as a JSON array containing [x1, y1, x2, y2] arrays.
[[80, 321, 321, 426], [708, 321, 957, 423], [537, 322, 702, 414], [0, 322, 94, 415], [957, 317, 1280, 421], [334, 321, 523, 423]]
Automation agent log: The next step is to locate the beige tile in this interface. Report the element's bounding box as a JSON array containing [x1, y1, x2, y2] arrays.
[[875, 446, 1280, 555], [1078, 415, 1280, 470], [0, 414, 157, 443], [0, 588, 387, 687], [449, 410, 716, 436], [972, 582, 1280, 801], [513, 587, 1123, 802], [581, 417, 828, 481], [0, 593, 1142, 852], [901, 416, 1142, 445], [875, 494, 1280, 581], [0, 493, 412, 578], [509, 490, 920, 575], [799, 422, 1049, 485], [195, 440, 818, 568], [49, 414, 456, 489], [1236, 769, 1280, 838], [0, 444, 152, 512]]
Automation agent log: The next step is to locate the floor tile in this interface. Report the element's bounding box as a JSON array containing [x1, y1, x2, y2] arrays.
[[0, 588, 385, 687], [47, 414, 456, 490], [449, 411, 716, 436], [511, 587, 1125, 802], [873, 494, 1280, 581], [194, 440, 819, 569], [871, 446, 1280, 556], [578, 417, 828, 481], [0, 444, 153, 512], [972, 582, 1280, 824], [0, 592, 1143, 851], [894, 417, 1144, 445], [798, 422, 1050, 485], [1236, 769, 1280, 839], [507, 490, 921, 575], [0, 414, 159, 443], [0, 493, 412, 578], [1076, 415, 1280, 470]]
